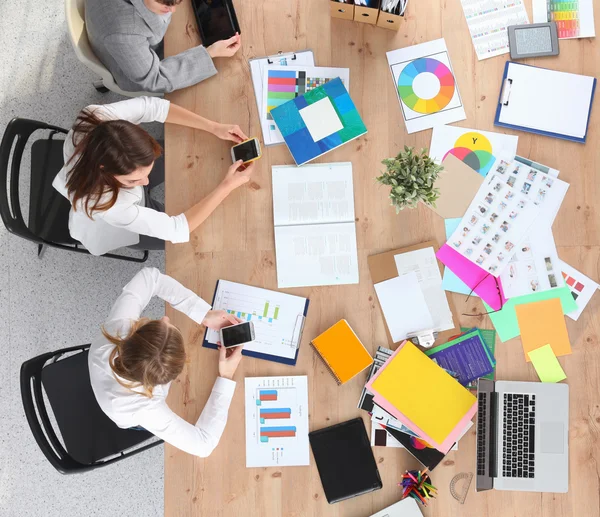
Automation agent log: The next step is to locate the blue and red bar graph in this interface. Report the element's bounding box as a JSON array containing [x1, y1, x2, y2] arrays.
[[260, 426, 296, 442]]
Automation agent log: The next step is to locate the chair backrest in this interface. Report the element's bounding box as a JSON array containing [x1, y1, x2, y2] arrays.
[[64, 0, 160, 98], [0, 118, 67, 244], [21, 345, 162, 474]]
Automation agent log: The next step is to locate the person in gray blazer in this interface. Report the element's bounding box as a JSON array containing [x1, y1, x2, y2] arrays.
[[85, 0, 241, 94]]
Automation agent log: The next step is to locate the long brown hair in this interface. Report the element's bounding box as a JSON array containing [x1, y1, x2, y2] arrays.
[[66, 108, 162, 218], [103, 318, 186, 397]]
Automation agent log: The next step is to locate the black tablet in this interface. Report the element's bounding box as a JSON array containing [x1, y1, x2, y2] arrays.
[[192, 0, 241, 48]]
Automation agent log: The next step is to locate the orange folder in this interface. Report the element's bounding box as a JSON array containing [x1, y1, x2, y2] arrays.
[[310, 320, 373, 385], [515, 298, 572, 362]]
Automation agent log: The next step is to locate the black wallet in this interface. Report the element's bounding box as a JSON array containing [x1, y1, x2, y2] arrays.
[[309, 418, 383, 504]]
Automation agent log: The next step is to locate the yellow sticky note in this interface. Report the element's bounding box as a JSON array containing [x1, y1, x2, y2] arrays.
[[528, 344, 567, 383]]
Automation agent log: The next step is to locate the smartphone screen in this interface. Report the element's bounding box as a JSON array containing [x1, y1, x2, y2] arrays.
[[233, 140, 259, 163], [221, 322, 254, 347], [192, 0, 239, 47]]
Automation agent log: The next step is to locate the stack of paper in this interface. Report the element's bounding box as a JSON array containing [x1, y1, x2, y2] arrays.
[[365, 341, 477, 454]]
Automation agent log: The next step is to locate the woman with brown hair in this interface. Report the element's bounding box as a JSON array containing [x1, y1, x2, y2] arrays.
[[89, 267, 244, 456], [52, 96, 255, 255]]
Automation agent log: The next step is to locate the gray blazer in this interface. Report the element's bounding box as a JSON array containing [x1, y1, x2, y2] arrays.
[[85, 0, 217, 93]]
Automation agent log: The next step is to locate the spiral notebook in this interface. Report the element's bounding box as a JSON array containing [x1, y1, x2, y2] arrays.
[[310, 320, 373, 385]]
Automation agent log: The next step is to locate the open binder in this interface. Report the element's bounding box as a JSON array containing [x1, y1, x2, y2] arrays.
[[494, 61, 596, 143]]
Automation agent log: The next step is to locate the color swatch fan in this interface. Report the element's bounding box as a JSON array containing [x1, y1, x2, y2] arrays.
[[270, 77, 367, 165]]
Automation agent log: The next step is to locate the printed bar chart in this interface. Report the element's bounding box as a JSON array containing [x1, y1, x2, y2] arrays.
[[260, 408, 292, 421], [259, 426, 297, 442]]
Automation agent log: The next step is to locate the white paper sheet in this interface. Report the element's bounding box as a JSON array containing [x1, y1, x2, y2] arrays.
[[447, 157, 569, 276], [394, 247, 454, 333], [274, 223, 359, 288], [500, 227, 564, 298], [374, 273, 434, 342], [262, 65, 350, 145], [250, 51, 315, 146], [560, 260, 599, 321], [272, 163, 359, 288], [386, 39, 466, 134], [244, 376, 309, 468], [498, 63, 595, 140], [206, 281, 307, 360], [459, 0, 529, 60], [272, 162, 354, 226], [429, 125, 519, 177], [533, 0, 595, 38]]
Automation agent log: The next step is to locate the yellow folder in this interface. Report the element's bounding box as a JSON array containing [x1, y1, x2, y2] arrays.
[[371, 341, 476, 445], [311, 320, 373, 385]]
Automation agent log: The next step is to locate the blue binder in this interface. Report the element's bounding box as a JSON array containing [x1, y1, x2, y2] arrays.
[[202, 280, 310, 366], [494, 61, 596, 143]]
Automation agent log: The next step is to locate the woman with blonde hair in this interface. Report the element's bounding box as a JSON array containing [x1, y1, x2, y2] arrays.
[[89, 267, 243, 456]]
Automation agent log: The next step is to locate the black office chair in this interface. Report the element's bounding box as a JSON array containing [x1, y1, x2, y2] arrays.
[[0, 118, 148, 262], [20, 344, 163, 474]]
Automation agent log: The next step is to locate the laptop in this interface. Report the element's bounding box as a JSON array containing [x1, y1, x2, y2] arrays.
[[476, 378, 569, 493]]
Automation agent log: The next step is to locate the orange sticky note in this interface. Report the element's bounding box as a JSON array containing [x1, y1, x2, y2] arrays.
[[515, 298, 572, 362]]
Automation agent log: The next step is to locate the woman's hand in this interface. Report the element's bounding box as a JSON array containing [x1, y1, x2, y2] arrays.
[[212, 123, 247, 144], [222, 160, 256, 191], [218, 343, 244, 380], [202, 310, 243, 331], [207, 33, 242, 59]]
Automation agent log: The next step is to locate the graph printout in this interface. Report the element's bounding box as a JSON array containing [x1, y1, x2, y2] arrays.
[[205, 280, 308, 360], [245, 376, 310, 467]]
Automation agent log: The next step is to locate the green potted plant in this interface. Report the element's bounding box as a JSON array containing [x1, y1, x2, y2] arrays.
[[376, 146, 442, 212]]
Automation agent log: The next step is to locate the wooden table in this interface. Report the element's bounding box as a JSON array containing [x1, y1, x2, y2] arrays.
[[164, 1, 600, 515]]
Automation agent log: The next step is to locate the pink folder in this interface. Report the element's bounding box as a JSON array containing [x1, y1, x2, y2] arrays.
[[366, 341, 477, 454], [436, 244, 507, 311]]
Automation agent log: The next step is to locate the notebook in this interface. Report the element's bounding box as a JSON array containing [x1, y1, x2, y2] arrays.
[[495, 61, 596, 143], [369, 497, 423, 517], [272, 162, 359, 288], [309, 418, 382, 504], [270, 77, 367, 165], [366, 341, 477, 453], [310, 320, 373, 385]]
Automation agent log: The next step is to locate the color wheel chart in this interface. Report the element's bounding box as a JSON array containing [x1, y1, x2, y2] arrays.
[[245, 376, 310, 467], [443, 132, 495, 176], [397, 57, 455, 114]]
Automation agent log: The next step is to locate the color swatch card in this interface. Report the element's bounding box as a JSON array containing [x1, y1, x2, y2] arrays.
[[500, 226, 564, 298], [373, 273, 434, 343], [430, 126, 518, 177], [528, 344, 567, 383], [386, 39, 466, 134], [250, 51, 315, 146], [393, 247, 455, 334], [447, 156, 568, 276], [533, 0, 595, 38], [366, 341, 477, 453], [515, 298, 572, 361], [464, 327, 497, 387], [262, 65, 349, 146], [270, 77, 367, 165], [272, 163, 359, 288], [560, 260, 599, 320], [244, 376, 309, 467], [459, 0, 529, 59]]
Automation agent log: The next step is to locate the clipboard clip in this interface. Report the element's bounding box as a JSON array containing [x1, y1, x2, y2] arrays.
[[290, 314, 306, 350], [267, 51, 297, 64], [406, 329, 438, 349], [500, 78, 513, 106]]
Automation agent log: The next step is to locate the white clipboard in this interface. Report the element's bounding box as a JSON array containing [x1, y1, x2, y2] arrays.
[[249, 50, 315, 146]]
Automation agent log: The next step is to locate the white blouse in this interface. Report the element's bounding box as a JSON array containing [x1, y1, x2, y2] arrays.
[[89, 267, 236, 457], [52, 97, 189, 256]]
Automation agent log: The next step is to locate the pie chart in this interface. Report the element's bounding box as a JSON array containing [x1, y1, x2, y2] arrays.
[[397, 58, 456, 114], [443, 131, 495, 176]]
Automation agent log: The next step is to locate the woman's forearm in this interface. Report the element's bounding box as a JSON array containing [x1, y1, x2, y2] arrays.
[[183, 182, 233, 234], [165, 103, 217, 135]]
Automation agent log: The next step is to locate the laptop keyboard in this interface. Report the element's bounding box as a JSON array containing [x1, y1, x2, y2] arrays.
[[502, 393, 536, 478], [477, 393, 487, 476]]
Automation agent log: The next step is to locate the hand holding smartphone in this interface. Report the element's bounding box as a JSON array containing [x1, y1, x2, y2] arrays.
[[231, 138, 262, 164], [219, 321, 255, 348]]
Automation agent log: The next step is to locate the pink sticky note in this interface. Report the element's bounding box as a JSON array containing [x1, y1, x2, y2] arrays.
[[436, 244, 507, 310]]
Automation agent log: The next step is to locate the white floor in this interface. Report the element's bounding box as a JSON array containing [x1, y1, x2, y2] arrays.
[[0, 2, 165, 516]]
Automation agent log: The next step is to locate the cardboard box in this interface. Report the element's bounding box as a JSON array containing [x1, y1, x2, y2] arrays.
[[330, 0, 355, 20], [354, 0, 380, 24]]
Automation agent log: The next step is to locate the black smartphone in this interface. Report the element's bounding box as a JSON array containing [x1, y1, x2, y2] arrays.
[[192, 0, 241, 48], [231, 138, 261, 164], [219, 322, 255, 348]]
